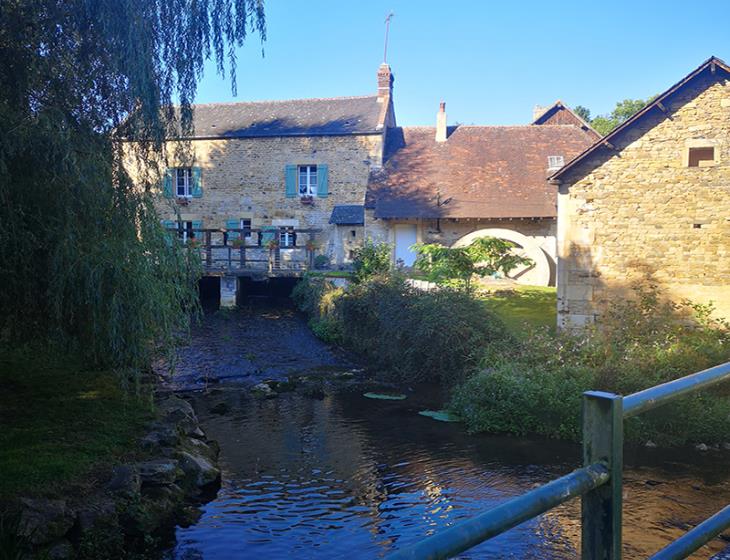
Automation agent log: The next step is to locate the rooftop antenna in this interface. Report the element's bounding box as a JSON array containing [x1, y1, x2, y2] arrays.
[[383, 12, 394, 63]]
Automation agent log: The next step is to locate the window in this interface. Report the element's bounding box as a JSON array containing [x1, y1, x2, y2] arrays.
[[547, 155, 565, 170], [240, 218, 252, 239], [177, 221, 196, 243], [688, 147, 715, 167], [176, 168, 193, 197], [298, 165, 317, 196], [280, 226, 296, 247]]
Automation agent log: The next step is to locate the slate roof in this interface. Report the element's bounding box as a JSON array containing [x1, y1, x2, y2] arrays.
[[329, 205, 365, 225], [366, 125, 595, 220], [550, 56, 730, 183], [175, 96, 383, 138]]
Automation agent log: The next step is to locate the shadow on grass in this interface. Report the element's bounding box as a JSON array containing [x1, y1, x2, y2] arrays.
[[0, 351, 152, 499], [480, 286, 556, 334]]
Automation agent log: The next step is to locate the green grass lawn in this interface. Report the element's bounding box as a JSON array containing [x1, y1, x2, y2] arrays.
[[306, 270, 353, 279], [0, 351, 151, 499], [480, 285, 557, 334]]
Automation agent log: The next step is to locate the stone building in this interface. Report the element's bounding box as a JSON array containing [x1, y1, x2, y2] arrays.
[[136, 63, 396, 270], [364, 102, 597, 285], [551, 56, 730, 327]]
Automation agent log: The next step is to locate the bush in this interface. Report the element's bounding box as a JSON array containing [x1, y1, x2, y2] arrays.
[[352, 240, 392, 283], [314, 254, 330, 270], [293, 274, 510, 384], [451, 283, 730, 446]]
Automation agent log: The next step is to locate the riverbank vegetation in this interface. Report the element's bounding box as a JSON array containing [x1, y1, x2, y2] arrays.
[[294, 270, 730, 446], [293, 275, 510, 383], [0, 350, 152, 499]]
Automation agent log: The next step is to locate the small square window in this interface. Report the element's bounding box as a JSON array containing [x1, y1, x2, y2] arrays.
[[688, 147, 715, 167], [547, 155, 565, 170]]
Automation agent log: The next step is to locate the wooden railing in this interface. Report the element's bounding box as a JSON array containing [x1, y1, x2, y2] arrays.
[[166, 227, 322, 274]]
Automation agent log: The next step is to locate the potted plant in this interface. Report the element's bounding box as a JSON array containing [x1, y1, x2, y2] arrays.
[[266, 238, 280, 251], [305, 239, 319, 252], [231, 238, 244, 248]]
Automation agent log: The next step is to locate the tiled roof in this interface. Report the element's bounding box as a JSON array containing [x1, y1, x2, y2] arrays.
[[329, 205, 365, 225], [176, 96, 383, 138], [532, 101, 600, 139], [367, 125, 595, 219]]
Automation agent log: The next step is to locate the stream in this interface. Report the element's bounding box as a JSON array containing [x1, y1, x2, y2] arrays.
[[161, 296, 730, 559]]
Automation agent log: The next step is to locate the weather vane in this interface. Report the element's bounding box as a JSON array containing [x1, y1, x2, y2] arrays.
[[383, 12, 394, 63]]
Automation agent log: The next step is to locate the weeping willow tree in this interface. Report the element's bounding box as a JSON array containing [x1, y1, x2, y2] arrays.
[[0, 0, 266, 368]]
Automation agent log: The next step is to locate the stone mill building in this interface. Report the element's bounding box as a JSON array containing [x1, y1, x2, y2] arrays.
[[551, 56, 730, 328]]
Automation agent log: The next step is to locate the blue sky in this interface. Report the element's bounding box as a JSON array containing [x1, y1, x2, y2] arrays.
[[195, 0, 730, 126]]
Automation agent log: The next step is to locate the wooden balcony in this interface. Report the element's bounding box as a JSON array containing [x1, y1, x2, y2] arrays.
[[167, 227, 322, 277]]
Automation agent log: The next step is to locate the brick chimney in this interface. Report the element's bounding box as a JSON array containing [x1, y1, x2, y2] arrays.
[[377, 63, 394, 101], [436, 101, 447, 142]]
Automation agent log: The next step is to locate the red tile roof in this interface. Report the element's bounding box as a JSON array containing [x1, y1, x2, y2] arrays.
[[532, 101, 600, 140], [367, 125, 595, 219]]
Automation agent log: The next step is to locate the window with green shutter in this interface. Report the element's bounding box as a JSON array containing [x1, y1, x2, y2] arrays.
[[316, 164, 329, 198], [163, 170, 173, 198], [285, 165, 297, 198], [191, 167, 203, 197]]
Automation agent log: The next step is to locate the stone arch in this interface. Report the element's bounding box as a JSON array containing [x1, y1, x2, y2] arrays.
[[452, 228, 553, 286]]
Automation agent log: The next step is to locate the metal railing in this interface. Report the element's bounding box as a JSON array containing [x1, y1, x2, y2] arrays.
[[386, 361, 730, 560]]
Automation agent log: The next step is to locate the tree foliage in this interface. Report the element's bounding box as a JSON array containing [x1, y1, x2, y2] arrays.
[[413, 237, 533, 291], [0, 1, 265, 367], [352, 240, 392, 283], [580, 97, 656, 136]]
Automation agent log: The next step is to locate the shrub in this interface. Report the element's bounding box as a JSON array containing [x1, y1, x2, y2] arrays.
[[293, 274, 510, 384], [352, 240, 392, 283], [314, 254, 330, 269], [451, 282, 730, 446], [413, 237, 533, 291]]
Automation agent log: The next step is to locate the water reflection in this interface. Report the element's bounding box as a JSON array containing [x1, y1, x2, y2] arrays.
[[165, 390, 730, 559]]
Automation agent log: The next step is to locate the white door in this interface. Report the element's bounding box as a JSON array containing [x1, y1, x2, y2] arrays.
[[394, 224, 418, 266]]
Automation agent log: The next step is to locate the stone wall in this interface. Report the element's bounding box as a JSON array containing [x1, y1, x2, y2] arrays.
[[557, 73, 730, 328], [125, 132, 384, 262]]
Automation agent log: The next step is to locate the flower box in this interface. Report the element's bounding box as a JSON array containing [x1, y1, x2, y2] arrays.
[[300, 195, 314, 205]]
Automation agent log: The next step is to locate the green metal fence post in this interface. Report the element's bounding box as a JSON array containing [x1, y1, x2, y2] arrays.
[[582, 391, 623, 560]]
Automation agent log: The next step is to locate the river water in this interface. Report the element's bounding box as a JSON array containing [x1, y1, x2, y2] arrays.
[[162, 299, 730, 559]]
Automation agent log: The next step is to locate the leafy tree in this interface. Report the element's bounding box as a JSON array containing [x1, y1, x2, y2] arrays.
[[413, 237, 533, 292], [353, 240, 392, 283], [573, 105, 591, 122], [581, 97, 656, 136], [0, 1, 266, 368]]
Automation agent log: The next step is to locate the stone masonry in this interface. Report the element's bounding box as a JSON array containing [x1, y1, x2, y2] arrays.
[[556, 68, 730, 328]]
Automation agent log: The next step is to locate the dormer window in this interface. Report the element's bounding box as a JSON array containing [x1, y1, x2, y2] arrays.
[[298, 165, 318, 196], [547, 155, 565, 171]]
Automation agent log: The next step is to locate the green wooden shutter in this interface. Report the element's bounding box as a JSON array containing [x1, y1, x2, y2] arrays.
[[317, 164, 329, 198], [285, 165, 297, 198], [261, 225, 277, 244], [192, 220, 203, 237], [226, 219, 240, 241], [163, 170, 173, 198], [191, 167, 203, 198], [161, 220, 175, 245]]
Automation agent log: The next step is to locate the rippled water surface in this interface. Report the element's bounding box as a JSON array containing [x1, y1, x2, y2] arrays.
[[164, 302, 730, 559]]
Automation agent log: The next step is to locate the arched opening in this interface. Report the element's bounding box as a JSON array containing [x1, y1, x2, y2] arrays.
[[452, 228, 555, 286]]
